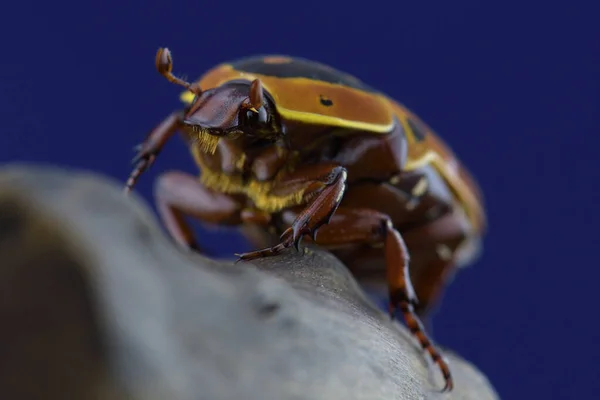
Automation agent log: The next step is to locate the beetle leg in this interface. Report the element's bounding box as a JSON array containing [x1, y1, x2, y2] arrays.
[[154, 170, 243, 252], [277, 206, 453, 392], [237, 163, 347, 259], [125, 112, 182, 193]]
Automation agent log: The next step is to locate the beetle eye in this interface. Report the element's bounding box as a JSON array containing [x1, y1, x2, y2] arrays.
[[244, 107, 268, 125]]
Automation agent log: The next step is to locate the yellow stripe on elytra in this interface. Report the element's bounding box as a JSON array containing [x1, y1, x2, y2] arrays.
[[180, 90, 393, 133], [276, 107, 393, 133], [405, 150, 482, 232]]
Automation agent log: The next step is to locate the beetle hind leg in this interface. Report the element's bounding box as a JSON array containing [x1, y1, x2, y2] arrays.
[[382, 221, 454, 393], [274, 207, 453, 392]]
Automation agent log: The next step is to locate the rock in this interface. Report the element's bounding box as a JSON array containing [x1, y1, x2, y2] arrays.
[[0, 164, 500, 400]]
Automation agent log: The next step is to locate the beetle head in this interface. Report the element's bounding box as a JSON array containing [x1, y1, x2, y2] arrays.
[[156, 48, 282, 154]]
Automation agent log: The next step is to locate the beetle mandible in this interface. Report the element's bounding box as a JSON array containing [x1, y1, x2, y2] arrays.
[[125, 48, 488, 392]]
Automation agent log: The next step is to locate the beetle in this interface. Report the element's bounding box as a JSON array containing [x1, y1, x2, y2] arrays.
[[125, 48, 487, 392]]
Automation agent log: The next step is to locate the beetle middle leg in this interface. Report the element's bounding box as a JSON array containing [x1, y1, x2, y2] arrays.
[[237, 162, 347, 260], [154, 170, 245, 252]]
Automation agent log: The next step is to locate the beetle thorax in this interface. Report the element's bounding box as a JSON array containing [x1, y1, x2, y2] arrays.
[[190, 138, 305, 213]]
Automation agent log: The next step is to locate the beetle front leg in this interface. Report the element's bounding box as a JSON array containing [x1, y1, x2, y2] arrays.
[[154, 170, 244, 252], [237, 163, 347, 260], [279, 206, 453, 392], [125, 111, 182, 193]]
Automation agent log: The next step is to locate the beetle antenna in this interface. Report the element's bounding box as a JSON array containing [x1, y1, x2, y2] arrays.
[[155, 48, 202, 95], [242, 79, 265, 113]]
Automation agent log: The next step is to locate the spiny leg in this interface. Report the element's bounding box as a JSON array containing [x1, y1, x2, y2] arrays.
[[237, 163, 347, 260], [125, 46, 204, 193], [280, 207, 454, 392], [385, 223, 453, 392], [125, 112, 182, 193], [154, 170, 243, 253]]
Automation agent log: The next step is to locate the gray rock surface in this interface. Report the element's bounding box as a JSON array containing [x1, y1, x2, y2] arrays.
[[0, 164, 500, 400]]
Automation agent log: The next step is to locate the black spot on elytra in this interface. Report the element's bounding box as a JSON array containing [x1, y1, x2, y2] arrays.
[[406, 117, 427, 142], [319, 95, 333, 107], [229, 55, 380, 93]]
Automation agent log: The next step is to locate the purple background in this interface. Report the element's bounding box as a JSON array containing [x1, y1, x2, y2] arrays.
[[1, 0, 598, 398]]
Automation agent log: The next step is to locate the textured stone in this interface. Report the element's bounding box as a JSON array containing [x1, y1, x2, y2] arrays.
[[0, 164, 499, 400]]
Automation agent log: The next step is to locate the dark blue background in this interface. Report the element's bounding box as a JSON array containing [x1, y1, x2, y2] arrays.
[[2, 1, 598, 398]]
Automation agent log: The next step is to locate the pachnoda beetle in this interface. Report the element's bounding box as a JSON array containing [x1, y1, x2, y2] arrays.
[[125, 48, 487, 392]]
